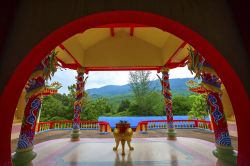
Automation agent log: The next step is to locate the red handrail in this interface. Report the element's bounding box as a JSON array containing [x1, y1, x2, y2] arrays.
[[136, 119, 212, 132], [36, 120, 111, 133]]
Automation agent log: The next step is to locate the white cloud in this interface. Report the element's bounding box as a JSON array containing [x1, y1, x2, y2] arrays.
[[49, 66, 194, 94], [48, 69, 77, 94], [86, 71, 129, 89], [169, 66, 194, 79]]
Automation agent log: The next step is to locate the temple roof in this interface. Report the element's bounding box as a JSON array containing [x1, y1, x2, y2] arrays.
[[55, 26, 192, 72]]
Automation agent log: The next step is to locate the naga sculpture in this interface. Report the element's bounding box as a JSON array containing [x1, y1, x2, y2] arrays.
[[113, 121, 134, 155]]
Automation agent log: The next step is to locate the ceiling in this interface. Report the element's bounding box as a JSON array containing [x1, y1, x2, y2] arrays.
[[55, 27, 192, 71]]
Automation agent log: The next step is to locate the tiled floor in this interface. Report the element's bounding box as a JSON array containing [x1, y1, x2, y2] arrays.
[[30, 137, 232, 166]]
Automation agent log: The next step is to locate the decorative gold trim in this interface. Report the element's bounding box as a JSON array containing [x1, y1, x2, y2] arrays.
[[77, 67, 85, 74], [201, 82, 222, 94], [202, 67, 218, 76], [160, 67, 169, 73], [215, 144, 233, 150], [26, 87, 45, 98], [16, 146, 34, 152], [29, 70, 43, 79]]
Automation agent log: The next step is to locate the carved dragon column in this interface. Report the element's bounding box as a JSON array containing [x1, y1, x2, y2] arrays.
[[187, 48, 237, 164], [71, 67, 87, 141], [12, 52, 58, 166], [201, 62, 237, 165], [160, 67, 176, 140]]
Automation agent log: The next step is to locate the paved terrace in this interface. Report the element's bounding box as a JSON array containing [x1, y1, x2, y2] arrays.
[[28, 137, 233, 166]]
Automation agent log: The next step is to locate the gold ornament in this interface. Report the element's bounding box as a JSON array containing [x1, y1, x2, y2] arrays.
[[113, 123, 134, 155]]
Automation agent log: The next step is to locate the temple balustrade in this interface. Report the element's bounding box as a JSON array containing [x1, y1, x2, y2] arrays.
[[136, 120, 212, 132], [36, 119, 212, 134], [36, 120, 112, 133]]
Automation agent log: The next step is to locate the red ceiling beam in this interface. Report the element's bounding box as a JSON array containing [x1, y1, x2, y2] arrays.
[[59, 44, 81, 66], [56, 57, 80, 70], [110, 27, 115, 37], [81, 23, 147, 36], [164, 41, 187, 66], [57, 59, 189, 72], [97, 23, 147, 28], [57, 56, 161, 72], [167, 56, 189, 69], [85, 66, 161, 73], [130, 26, 134, 36]]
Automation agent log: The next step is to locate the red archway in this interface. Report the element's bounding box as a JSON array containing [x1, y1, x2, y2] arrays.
[[0, 11, 249, 165]]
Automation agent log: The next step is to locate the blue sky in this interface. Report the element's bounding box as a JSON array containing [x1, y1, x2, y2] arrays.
[[49, 66, 194, 94]]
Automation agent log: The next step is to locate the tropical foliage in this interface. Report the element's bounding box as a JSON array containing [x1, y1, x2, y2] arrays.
[[40, 73, 208, 121], [188, 94, 209, 120]]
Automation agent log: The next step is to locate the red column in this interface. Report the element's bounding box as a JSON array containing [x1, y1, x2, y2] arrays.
[[16, 95, 42, 150], [13, 51, 59, 166], [71, 67, 86, 141], [202, 72, 232, 147], [15, 65, 45, 150], [161, 67, 176, 140], [187, 49, 236, 164], [202, 71, 237, 164], [13, 63, 46, 166], [207, 92, 232, 147]]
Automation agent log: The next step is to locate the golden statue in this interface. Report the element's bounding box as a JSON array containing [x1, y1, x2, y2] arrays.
[[113, 121, 134, 155]]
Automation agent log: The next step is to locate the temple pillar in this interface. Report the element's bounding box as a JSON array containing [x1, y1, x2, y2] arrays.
[[35, 97, 43, 133], [71, 67, 86, 141], [202, 72, 237, 165], [161, 67, 176, 140], [186, 49, 237, 164], [12, 51, 58, 166], [12, 65, 45, 166]]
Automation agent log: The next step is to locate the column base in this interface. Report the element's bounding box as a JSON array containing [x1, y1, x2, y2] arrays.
[[71, 129, 81, 141], [213, 145, 237, 165], [167, 128, 176, 140], [12, 148, 36, 166]]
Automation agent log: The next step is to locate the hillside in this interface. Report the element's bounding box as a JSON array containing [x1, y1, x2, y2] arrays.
[[86, 78, 197, 97]]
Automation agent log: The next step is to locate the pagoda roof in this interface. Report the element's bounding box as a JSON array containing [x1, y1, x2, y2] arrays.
[[55, 26, 192, 72]]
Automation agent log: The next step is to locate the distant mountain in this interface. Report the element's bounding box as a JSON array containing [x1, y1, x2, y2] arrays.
[[86, 78, 198, 97], [86, 84, 131, 97]]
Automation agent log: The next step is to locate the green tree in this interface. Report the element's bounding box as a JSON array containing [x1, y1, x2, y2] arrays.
[[172, 95, 193, 115], [40, 81, 201, 121], [40, 95, 68, 121], [143, 91, 164, 116], [127, 91, 164, 116], [67, 84, 76, 99], [81, 97, 114, 120], [128, 71, 156, 116], [188, 94, 208, 120], [40, 84, 78, 121], [129, 71, 152, 103], [117, 99, 131, 112]]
